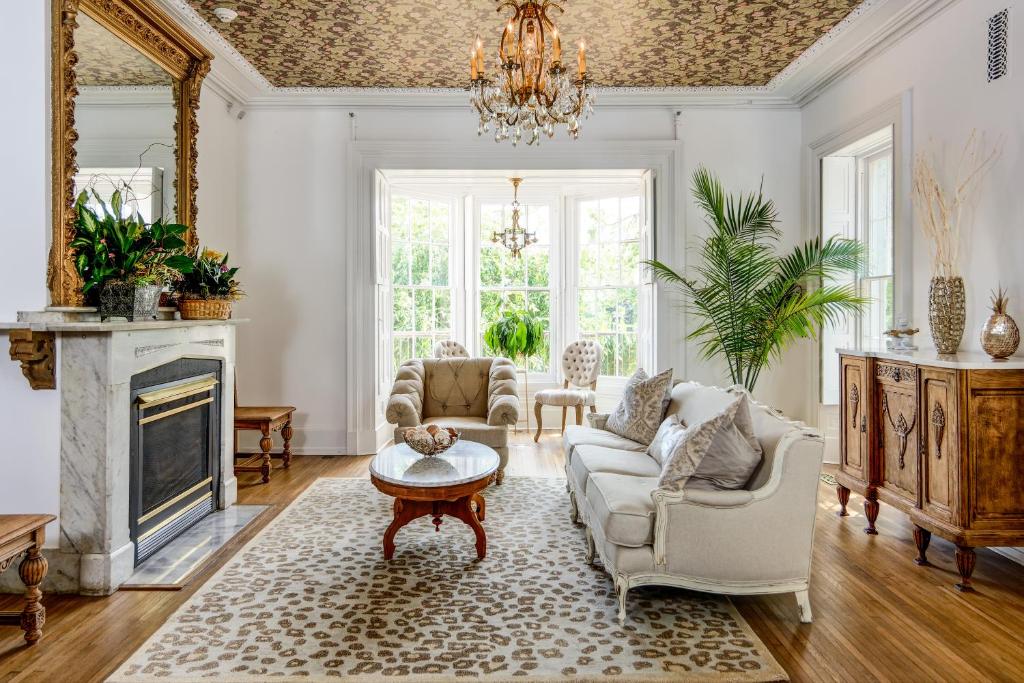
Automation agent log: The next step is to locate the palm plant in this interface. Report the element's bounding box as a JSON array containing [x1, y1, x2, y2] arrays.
[[644, 166, 868, 392]]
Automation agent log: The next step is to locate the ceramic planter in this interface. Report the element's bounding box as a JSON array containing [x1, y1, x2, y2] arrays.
[[928, 276, 966, 354]]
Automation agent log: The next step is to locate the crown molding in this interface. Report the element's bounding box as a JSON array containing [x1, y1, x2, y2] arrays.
[[152, 0, 954, 111]]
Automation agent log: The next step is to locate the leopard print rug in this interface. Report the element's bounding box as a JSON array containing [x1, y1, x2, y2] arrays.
[[110, 477, 788, 682]]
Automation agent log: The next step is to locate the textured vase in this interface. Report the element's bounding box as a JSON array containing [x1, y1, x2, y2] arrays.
[[981, 312, 1020, 359], [99, 281, 161, 322], [928, 276, 966, 354]]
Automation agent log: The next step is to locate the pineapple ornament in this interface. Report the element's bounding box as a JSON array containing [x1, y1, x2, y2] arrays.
[[980, 286, 1020, 359]]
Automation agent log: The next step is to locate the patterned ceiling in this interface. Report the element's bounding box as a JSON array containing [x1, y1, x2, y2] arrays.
[[186, 0, 863, 89], [76, 12, 172, 86]]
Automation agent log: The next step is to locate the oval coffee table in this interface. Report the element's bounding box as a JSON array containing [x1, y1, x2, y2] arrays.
[[369, 440, 499, 560]]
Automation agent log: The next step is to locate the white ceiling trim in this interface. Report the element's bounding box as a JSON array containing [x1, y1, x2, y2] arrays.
[[154, 0, 954, 110]]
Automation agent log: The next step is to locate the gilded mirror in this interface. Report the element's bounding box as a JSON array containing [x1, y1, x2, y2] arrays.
[[49, 0, 211, 306]]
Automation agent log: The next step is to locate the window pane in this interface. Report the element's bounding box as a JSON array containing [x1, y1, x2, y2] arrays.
[[578, 289, 598, 333], [579, 245, 600, 286], [390, 197, 409, 241], [415, 335, 432, 359], [411, 200, 430, 241], [414, 289, 433, 331], [867, 155, 893, 278], [528, 205, 550, 244], [527, 249, 550, 287], [618, 288, 638, 331], [480, 290, 501, 324], [435, 289, 451, 331], [481, 204, 502, 241], [598, 335, 616, 375], [527, 291, 550, 373], [621, 197, 640, 240], [599, 245, 619, 286], [430, 203, 450, 242], [393, 336, 412, 372], [393, 288, 412, 332], [391, 243, 409, 285], [621, 242, 640, 286], [580, 200, 599, 244], [431, 245, 449, 286], [503, 250, 526, 287], [619, 333, 638, 376], [505, 291, 526, 311], [599, 198, 619, 242], [480, 247, 502, 287], [411, 245, 430, 286], [597, 289, 617, 331]]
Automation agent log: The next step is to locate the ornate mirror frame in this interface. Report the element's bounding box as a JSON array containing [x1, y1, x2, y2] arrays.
[[49, 0, 212, 306]]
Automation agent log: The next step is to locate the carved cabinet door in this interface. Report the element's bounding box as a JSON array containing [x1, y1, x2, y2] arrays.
[[840, 356, 870, 483], [920, 367, 957, 523], [876, 363, 920, 505]]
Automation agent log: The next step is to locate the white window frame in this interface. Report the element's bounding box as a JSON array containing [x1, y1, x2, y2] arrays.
[[855, 147, 894, 347]]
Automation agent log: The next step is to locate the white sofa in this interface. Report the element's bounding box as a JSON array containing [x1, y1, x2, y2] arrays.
[[564, 380, 824, 624]]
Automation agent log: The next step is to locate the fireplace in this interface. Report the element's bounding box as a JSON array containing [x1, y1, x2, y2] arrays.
[[130, 358, 223, 565]]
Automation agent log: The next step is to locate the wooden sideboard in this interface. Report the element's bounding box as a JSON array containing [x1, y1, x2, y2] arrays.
[[835, 349, 1024, 591]]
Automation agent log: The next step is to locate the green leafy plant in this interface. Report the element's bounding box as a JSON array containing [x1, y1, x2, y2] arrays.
[[71, 188, 192, 297], [644, 166, 868, 392], [176, 248, 244, 300], [483, 307, 546, 430]]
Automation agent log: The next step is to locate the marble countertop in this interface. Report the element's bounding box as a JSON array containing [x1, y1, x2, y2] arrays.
[[837, 345, 1024, 370], [370, 441, 499, 488], [0, 309, 248, 333]]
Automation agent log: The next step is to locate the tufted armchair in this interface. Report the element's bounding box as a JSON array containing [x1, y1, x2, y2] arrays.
[[432, 340, 469, 359], [386, 357, 519, 483], [533, 340, 602, 442]]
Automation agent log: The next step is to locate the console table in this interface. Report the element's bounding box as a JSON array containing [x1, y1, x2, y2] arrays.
[[835, 348, 1024, 591], [0, 515, 54, 644]]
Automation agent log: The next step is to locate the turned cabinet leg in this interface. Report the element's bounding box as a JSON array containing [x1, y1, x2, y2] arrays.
[[913, 525, 932, 566], [19, 548, 47, 644], [863, 491, 879, 535], [259, 426, 273, 484], [533, 402, 543, 443], [281, 421, 293, 468], [836, 485, 850, 517], [954, 545, 976, 592]]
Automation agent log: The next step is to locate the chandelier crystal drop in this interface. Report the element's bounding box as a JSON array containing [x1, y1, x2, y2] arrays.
[[491, 178, 537, 258], [469, 0, 594, 146]]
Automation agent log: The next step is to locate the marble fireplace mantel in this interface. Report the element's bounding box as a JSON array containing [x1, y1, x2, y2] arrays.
[[2, 310, 245, 595]]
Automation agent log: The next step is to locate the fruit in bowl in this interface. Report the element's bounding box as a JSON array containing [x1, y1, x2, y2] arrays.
[[403, 425, 460, 456]]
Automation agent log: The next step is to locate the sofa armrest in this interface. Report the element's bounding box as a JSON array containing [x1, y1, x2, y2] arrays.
[[586, 412, 609, 429], [486, 357, 519, 426], [385, 360, 425, 427], [652, 487, 755, 509]]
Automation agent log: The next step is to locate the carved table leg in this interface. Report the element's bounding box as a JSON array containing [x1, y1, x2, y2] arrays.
[[383, 498, 410, 560], [19, 548, 47, 644], [913, 525, 932, 566], [258, 425, 273, 484], [472, 493, 486, 522], [863, 489, 879, 535], [448, 495, 487, 560], [281, 421, 293, 468], [954, 545, 976, 592], [836, 485, 850, 517], [533, 402, 543, 443]]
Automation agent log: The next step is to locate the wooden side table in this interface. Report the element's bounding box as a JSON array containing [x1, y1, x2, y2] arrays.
[[0, 515, 54, 645], [234, 406, 295, 484]]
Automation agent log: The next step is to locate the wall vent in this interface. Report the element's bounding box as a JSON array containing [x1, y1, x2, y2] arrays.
[[988, 9, 1009, 82]]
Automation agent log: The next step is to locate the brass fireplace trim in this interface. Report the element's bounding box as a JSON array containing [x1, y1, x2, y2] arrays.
[[136, 491, 213, 541], [49, 0, 212, 306], [138, 396, 213, 425], [137, 476, 213, 525], [137, 376, 218, 408]]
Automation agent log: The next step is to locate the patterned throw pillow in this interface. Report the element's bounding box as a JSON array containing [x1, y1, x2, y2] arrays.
[[606, 368, 674, 445], [647, 414, 688, 466]]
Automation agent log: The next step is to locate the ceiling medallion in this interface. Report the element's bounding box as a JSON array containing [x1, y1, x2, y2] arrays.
[[469, 0, 593, 146], [491, 178, 536, 257]]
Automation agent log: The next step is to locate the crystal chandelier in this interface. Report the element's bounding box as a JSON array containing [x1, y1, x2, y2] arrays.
[[492, 178, 536, 257], [469, 0, 594, 146]]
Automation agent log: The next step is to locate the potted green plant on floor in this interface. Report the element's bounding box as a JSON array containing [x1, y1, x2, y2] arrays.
[[72, 188, 193, 321], [483, 307, 545, 432], [644, 166, 867, 392], [175, 247, 244, 320]]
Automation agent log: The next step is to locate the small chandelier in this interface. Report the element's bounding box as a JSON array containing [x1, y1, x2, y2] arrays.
[[469, 0, 593, 146], [492, 177, 536, 258]]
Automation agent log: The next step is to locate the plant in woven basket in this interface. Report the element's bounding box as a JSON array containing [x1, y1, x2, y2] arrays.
[[175, 248, 244, 320], [980, 285, 1020, 359]]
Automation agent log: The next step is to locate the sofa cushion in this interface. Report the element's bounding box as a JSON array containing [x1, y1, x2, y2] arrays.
[[396, 416, 508, 448], [606, 368, 674, 445], [689, 393, 763, 491], [563, 425, 646, 461], [535, 388, 596, 407], [569, 445, 661, 496], [586, 473, 659, 548]]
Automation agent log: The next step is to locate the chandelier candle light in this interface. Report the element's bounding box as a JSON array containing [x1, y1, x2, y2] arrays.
[[469, 0, 594, 145], [492, 177, 537, 258]]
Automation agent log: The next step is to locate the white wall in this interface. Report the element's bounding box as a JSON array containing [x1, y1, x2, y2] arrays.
[[803, 0, 1024, 358], [0, 0, 242, 544], [235, 105, 804, 453]]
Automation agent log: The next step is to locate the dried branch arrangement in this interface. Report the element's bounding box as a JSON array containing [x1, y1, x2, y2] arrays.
[[912, 130, 1001, 277]]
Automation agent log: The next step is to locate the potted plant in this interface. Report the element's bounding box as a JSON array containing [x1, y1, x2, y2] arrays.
[[644, 166, 867, 393], [72, 188, 193, 321], [483, 307, 545, 431], [175, 247, 244, 320]]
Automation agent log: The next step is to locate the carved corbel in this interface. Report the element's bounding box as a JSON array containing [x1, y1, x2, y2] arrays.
[[9, 331, 56, 390]]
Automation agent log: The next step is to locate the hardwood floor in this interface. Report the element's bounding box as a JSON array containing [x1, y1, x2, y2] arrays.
[[2, 431, 1023, 682]]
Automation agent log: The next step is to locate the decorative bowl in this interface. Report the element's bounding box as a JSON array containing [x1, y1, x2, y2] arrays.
[[403, 426, 460, 456]]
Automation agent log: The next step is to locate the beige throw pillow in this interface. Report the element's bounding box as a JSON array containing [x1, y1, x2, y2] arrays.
[[657, 394, 763, 492], [647, 414, 688, 467], [606, 368, 674, 445]]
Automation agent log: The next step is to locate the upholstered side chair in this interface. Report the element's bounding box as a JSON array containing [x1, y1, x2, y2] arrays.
[[386, 356, 519, 483], [533, 340, 602, 442], [433, 340, 470, 359]]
